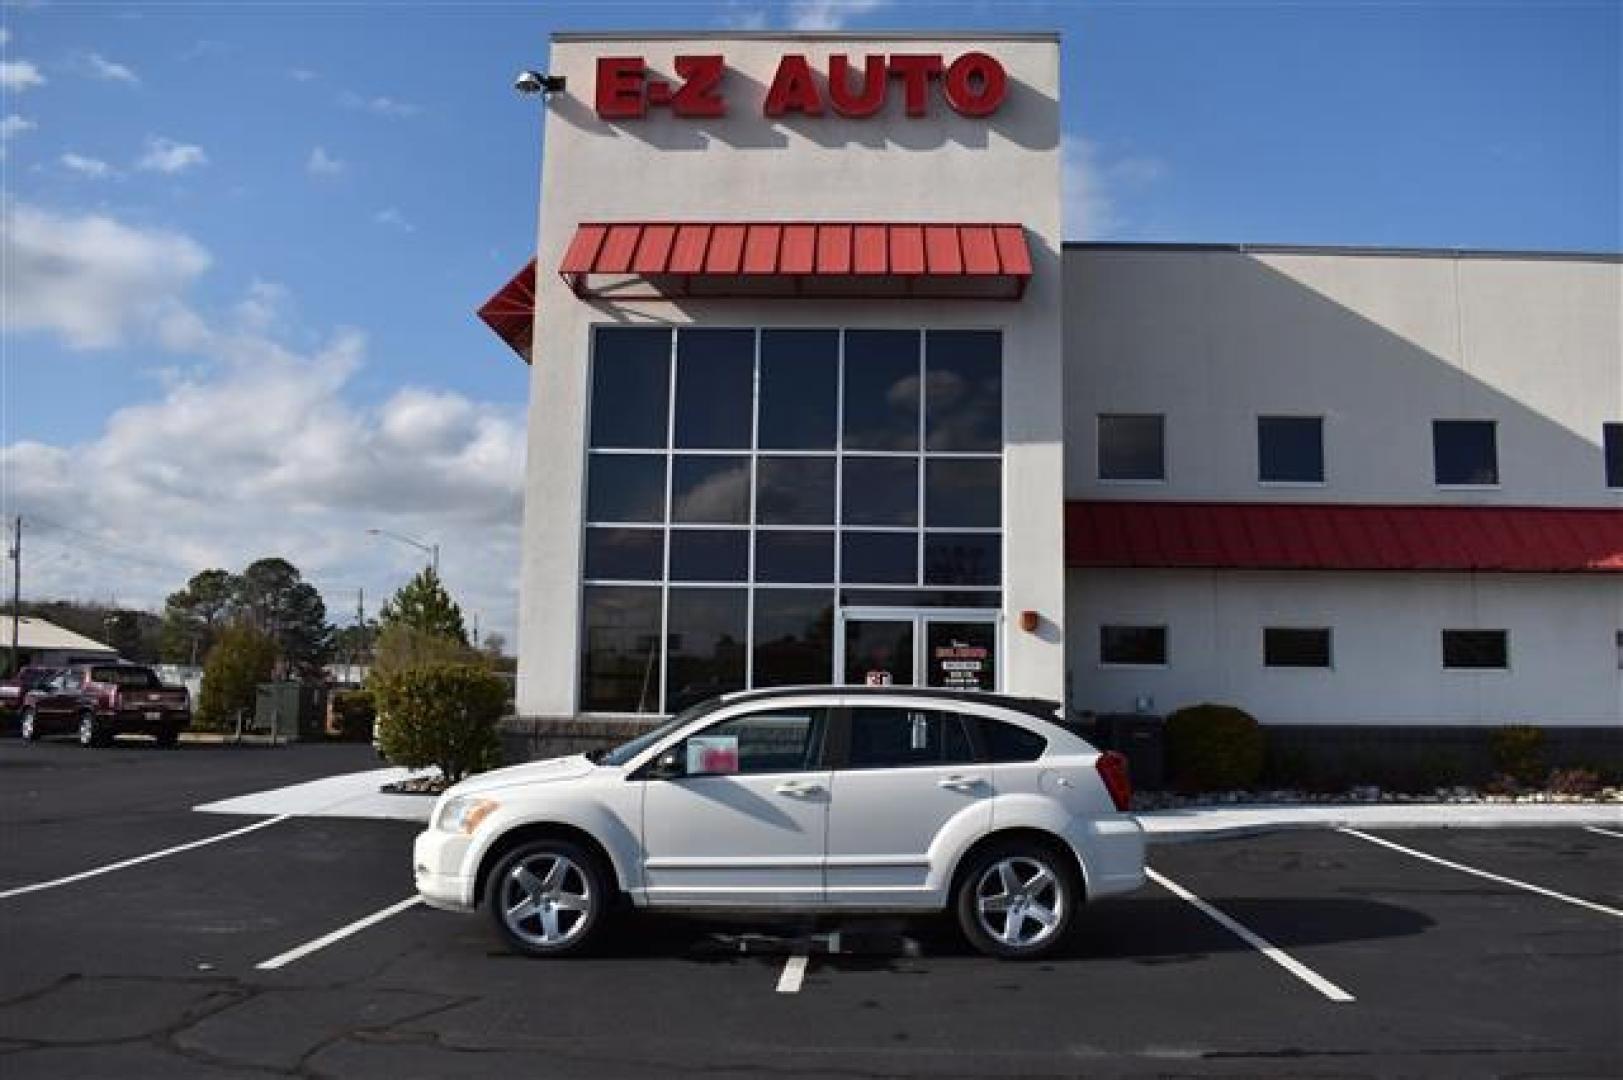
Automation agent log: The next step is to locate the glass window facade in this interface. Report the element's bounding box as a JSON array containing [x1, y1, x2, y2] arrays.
[[1098, 414, 1165, 481], [1433, 420, 1498, 486], [1257, 416, 1325, 483], [580, 326, 1004, 713]]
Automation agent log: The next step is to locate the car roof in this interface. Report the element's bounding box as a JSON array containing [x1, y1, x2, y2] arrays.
[[715, 685, 1065, 724]]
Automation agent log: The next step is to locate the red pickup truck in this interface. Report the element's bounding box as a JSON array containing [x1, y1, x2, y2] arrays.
[[20, 663, 191, 747]]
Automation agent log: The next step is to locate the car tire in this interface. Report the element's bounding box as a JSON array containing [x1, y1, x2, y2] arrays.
[[485, 839, 609, 958], [77, 711, 108, 748], [954, 839, 1080, 960], [154, 728, 179, 749], [20, 709, 39, 742]]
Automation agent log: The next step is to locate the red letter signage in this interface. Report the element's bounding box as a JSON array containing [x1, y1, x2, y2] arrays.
[[943, 52, 1007, 117], [763, 54, 824, 117], [595, 56, 646, 119], [886, 54, 944, 117], [827, 54, 886, 118], [596, 55, 728, 119]]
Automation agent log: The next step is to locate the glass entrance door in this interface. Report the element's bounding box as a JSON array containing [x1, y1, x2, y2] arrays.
[[836, 610, 998, 690]]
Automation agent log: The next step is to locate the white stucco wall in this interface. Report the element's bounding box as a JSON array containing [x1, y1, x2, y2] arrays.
[[1063, 248, 1623, 505], [518, 33, 1065, 716], [1068, 568, 1623, 727]]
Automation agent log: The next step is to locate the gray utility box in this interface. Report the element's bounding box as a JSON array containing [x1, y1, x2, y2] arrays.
[[1094, 713, 1167, 791], [253, 683, 328, 742]]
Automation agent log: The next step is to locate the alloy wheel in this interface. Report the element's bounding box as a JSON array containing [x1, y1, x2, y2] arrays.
[[973, 856, 1065, 950], [20, 710, 35, 741], [497, 852, 594, 948], [78, 712, 95, 747]]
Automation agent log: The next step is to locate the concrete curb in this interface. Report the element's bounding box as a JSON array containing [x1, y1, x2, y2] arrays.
[[1138, 802, 1623, 843]]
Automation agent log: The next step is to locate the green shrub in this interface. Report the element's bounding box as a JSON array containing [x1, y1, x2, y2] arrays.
[[197, 624, 278, 731], [1491, 725, 1545, 786], [371, 663, 504, 783], [1545, 767, 1601, 797], [1165, 703, 1266, 792], [328, 689, 376, 742]]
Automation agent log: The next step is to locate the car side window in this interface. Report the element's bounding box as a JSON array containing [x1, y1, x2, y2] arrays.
[[846, 707, 978, 770], [684, 708, 827, 777], [977, 718, 1047, 762]]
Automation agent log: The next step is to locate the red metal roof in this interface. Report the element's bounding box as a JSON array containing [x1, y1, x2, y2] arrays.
[[476, 258, 536, 361], [1065, 501, 1623, 573], [559, 221, 1032, 300]]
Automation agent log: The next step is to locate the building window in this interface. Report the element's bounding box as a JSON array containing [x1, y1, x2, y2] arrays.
[[1433, 420, 1498, 486], [1257, 416, 1324, 484], [1606, 424, 1622, 489], [1100, 625, 1167, 667], [1098, 414, 1164, 482], [1264, 627, 1332, 668], [1442, 629, 1509, 670], [581, 326, 1003, 713]]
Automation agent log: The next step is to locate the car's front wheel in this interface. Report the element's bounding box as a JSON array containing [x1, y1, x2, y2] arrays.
[[77, 710, 109, 748], [19, 708, 39, 741], [485, 840, 607, 958], [954, 840, 1079, 960]]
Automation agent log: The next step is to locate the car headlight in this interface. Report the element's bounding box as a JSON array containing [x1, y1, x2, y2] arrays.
[[437, 796, 499, 834]]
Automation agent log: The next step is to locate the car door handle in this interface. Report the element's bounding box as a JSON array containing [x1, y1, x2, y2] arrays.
[[774, 780, 824, 796], [938, 774, 986, 790]]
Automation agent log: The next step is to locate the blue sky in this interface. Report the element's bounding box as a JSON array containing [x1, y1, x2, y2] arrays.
[[1, 0, 1618, 641]]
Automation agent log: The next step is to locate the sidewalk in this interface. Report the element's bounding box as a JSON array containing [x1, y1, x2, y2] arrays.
[[195, 765, 437, 822]]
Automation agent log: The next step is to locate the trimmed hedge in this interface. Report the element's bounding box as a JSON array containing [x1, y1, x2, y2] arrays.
[[1166, 703, 1265, 792], [372, 663, 504, 783]]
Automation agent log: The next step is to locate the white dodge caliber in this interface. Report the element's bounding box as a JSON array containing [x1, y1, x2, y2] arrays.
[[413, 687, 1146, 960]]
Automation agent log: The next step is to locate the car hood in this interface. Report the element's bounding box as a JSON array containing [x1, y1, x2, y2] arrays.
[[444, 754, 600, 798]]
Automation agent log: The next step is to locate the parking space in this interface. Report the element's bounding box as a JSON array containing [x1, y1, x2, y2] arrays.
[[0, 744, 1618, 1078]]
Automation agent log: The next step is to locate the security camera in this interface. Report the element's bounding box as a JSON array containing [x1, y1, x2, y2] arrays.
[[514, 71, 566, 96]]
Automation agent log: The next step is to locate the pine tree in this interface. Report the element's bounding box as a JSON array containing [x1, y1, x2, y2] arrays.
[[378, 567, 468, 645]]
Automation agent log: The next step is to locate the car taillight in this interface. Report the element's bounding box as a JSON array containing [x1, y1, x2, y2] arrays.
[[1096, 751, 1133, 812]]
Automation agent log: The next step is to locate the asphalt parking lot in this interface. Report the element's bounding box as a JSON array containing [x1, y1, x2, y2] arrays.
[[1, 740, 1619, 1079]]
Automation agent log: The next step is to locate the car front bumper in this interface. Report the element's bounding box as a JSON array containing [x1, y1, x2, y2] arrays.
[[413, 828, 476, 912]]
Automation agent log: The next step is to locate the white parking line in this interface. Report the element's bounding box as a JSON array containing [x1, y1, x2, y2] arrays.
[[1146, 868, 1355, 1003], [1583, 826, 1623, 841], [255, 895, 423, 970], [775, 954, 809, 993], [0, 814, 292, 902], [1339, 827, 1623, 919]]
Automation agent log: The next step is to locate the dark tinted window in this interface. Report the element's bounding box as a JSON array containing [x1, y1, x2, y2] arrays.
[[665, 588, 748, 711], [590, 328, 670, 449], [1264, 628, 1332, 668], [843, 330, 920, 451], [674, 329, 754, 449], [978, 718, 1046, 762], [1101, 625, 1167, 666], [1433, 421, 1498, 485], [584, 528, 663, 581], [91, 666, 158, 688], [925, 330, 1001, 451], [1606, 424, 1621, 488], [579, 586, 662, 713], [839, 589, 1001, 609], [751, 590, 834, 687], [842, 457, 918, 526], [756, 457, 835, 525], [925, 458, 1000, 527], [1258, 417, 1324, 483], [841, 532, 917, 584], [846, 707, 977, 769], [686, 708, 827, 775], [586, 454, 665, 523], [924, 534, 1000, 586], [669, 531, 748, 582], [759, 330, 837, 450], [671, 456, 750, 524], [1098, 414, 1164, 481], [755, 531, 834, 584], [1442, 629, 1508, 669]]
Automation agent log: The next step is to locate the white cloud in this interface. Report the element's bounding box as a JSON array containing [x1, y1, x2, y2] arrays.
[[232, 279, 289, 333], [287, 67, 318, 82], [1, 113, 36, 143], [0, 60, 45, 91], [0, 28, 11, 47], [372, 207, 414, 233], [719, 4, 769, 30], [339, 91, 420, 118], [305, 145, 345, 177], [137, 135, 208, 174], [60, 152, 113, 178], [1, 199, 211, 348], [83, 52, 139, 84], [1062, 135, 1169, 240], [788, 0, 888, 31]]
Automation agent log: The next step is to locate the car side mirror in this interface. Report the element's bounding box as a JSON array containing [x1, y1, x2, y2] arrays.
[[644, 749, 686, 780]]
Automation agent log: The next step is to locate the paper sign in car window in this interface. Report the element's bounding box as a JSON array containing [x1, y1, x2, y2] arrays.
[[910, 713, 929, 750], [687, 735, 740, 775]]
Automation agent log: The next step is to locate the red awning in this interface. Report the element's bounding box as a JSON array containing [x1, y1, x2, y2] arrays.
[[559, 221, 1033, 300], [1065, 501, 1623, 573], [477, 258, 536, 361]]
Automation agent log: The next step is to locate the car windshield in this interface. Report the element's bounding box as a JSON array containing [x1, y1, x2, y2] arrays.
[[90, 667, 160, 688], [593, 701, 721, 767]]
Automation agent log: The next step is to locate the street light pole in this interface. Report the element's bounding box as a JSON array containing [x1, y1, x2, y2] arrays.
[[366, 528, 440, 576]]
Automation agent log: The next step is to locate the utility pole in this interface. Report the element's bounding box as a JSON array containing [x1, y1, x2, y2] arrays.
[[7, 517, 20, 677], [472, 611, 480, 649], [355, 587, 366, 669]]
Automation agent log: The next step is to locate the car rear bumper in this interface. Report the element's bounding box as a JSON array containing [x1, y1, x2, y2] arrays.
[[413, 828, 476, 912], [108, 710, 190, 734], [1077, 815, 1148, 899]]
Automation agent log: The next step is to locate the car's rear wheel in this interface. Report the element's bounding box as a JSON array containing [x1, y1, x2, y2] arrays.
[[954, 841, 1079, 960], [77, 710, 108, 748], [20, 708, 39, 742], [485, 840, 607, 958]]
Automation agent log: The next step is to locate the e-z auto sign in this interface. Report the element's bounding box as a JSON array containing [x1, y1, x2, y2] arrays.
[[595, 53, 1008, 120]]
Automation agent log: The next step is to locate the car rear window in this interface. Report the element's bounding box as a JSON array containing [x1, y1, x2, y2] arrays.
[[91, 667, 159, 688], [976, 718, 1047, 762]]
